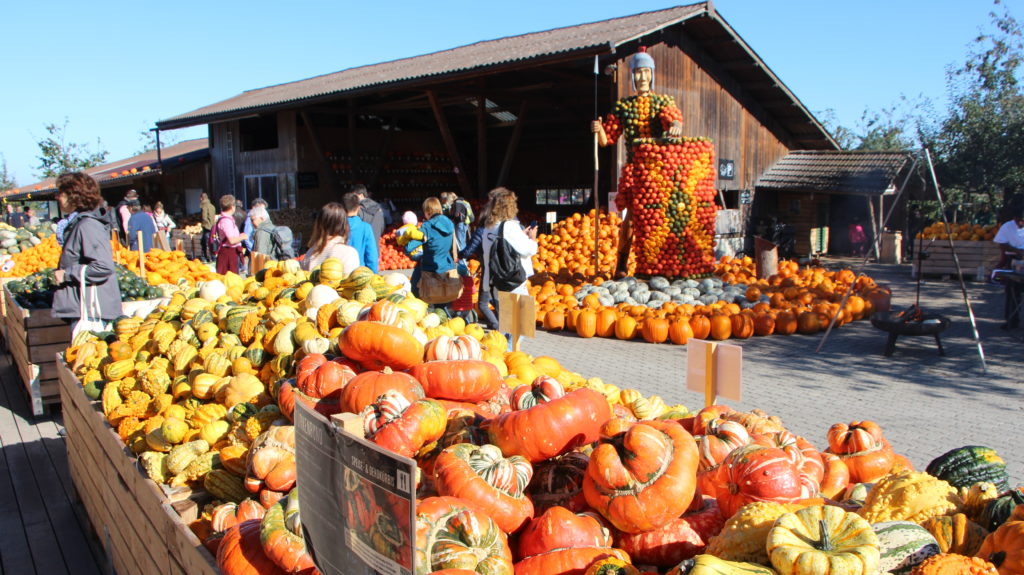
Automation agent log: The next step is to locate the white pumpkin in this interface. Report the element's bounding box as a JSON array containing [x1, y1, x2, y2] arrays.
[[198, 280, 227, 302], [383, 272, 412, 295], [307, 284, 341, 309]]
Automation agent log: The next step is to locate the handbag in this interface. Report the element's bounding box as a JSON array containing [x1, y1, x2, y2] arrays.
[[418, 233, 463, 304], [71, 266, 109, 341]]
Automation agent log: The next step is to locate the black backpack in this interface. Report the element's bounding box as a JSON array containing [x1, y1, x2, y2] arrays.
[[488, 221, 527, 291]]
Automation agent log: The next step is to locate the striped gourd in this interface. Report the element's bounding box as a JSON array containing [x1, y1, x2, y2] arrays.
[[224, 306, 255, 335], [872, 521, 940, 574], [925, 446, 1010, 492], [668, 555, 777, 575], [205, 469, 249, 503], [920, 513, 987, 556], [103, 358, 136, 381]]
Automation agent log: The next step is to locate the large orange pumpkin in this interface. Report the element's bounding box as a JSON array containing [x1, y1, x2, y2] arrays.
[[709, 315, 732, 341], [690, 315, 711, 340], [668, 318, 694, 345], [543, 309, 566, 331], [774, 310, 798, 335], [338, 321, 423, 371], [642, 317, 670, 343], [596, 308, 618, 338], [576, 309, 598, 338], [753, 313, 776, 336], [796, 311, 821, 335], [730, 313, 754, 339], [614, 316, 639, 340]]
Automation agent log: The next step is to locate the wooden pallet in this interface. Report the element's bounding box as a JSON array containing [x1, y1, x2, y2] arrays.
[[57, 360, 220, 575], [913, 240, 1002, 278], [4, 284, 67, 415]]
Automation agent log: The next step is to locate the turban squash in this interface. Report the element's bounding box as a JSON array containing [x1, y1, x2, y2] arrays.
[[338, 320, 423, 371], [433, 443, 534, 534], [583, 418, 700, 534], [488, 380, 611, 463], [363, 391, 446, 458], [414, 496, 513, 575]]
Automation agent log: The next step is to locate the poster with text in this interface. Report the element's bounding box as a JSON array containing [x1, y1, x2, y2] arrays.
[[295, 402, 416, 575]]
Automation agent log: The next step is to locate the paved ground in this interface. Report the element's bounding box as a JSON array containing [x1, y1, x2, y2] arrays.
[[519, 258, 1024, 485]]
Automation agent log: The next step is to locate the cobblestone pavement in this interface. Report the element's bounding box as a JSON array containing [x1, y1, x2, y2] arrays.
[[519, 258, 1024, 484]]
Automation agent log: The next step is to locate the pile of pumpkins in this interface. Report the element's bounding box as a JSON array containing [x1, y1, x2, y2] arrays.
[[532, 258, 894, 344], [62, 258, 1022, 575]]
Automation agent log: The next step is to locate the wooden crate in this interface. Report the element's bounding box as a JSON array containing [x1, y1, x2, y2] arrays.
[[913, 240, 1002, 278], [57, 361, 220, 575], [4, 283, 68, 415]]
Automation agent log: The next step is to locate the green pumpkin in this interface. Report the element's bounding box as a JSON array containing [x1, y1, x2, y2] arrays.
[[224, 306, 255, 335], [925, 445, 1010, 492], [980, 487, 1024, 531], [243, 344, 267, 368], [190, 308, 215, 328]]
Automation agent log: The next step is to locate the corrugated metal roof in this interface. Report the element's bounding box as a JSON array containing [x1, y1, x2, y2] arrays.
[[755, 150, 911, 196], [158, 4, 708, 129], [2, 138, 209, 200]]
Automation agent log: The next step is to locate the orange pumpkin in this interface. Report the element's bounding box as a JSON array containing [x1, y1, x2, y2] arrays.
[[641, 317, 669, 344], [796, 311, 821, 335], [596, 308, 618, 338], [543, 310, 566, 331], [709, 315, 732, 341], [576, 309, 598, 338], [753, 313, 776, 336], [690, 315, 711, 340], [614, 316, 639, 340], [668, 318, 694, 345], [730, 313, 754, 339]]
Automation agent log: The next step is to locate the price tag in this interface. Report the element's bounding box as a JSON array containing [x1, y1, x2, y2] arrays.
[[1, 259, 14, 273], [546, 211, 557, 224]]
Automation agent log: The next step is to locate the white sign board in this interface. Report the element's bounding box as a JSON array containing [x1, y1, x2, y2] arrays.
[[686, 339, 743, 405]]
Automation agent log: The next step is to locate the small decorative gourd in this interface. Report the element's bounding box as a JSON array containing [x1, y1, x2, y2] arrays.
[[766, 504, 880, 575]]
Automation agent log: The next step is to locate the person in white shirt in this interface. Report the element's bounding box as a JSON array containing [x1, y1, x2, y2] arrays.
[[481, 187, 538, 300], [301, 202, 360, 274], [993, 210, 1024, 329]]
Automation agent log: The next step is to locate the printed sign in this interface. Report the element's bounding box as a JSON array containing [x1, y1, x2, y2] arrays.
[[295, 402, 416, 575], [718, 159, 736, 180]]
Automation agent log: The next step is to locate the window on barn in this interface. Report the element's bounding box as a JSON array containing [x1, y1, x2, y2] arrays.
[[239, 115, 278, 151], [244, 174, 279, 210]]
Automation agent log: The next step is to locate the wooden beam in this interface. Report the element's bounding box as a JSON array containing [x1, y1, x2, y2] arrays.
[[477, 84, 488, 198], [299, 110, 342, 196], [497, 100, 528, 188], [427, 90, 473, 198]]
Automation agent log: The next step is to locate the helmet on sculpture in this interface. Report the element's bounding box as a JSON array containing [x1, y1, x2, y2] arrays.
[[630, 47, 655, 91]]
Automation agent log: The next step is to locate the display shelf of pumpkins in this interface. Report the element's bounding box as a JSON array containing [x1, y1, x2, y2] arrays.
[[112, 242, 222, 287], [58, 257, 1022, 575], [917, 222, 998, 242], [532, 257, 893, 344], [533, 209, 635, 279], [379, 226, 416, 271], [0, 221, 55, 256], [0, 234, 61, 278]]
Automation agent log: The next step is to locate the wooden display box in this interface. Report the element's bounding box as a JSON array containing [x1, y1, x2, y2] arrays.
[[57, 360, 219, 575], [4, 283, 68, 415], [913, 240, 1002, 279]]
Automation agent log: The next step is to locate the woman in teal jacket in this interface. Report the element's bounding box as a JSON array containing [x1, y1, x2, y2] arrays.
[[411, 197, 456, 305]]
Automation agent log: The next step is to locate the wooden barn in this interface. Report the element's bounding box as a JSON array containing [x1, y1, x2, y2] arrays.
[[157, 3, 907, 256]]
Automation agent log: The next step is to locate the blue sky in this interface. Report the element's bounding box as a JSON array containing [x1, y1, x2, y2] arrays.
[[1, 0, 1019, 186]]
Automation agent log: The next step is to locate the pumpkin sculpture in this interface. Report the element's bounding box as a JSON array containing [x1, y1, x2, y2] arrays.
[[259, 488, 318, 574], [433, 443, 535, 534], [414, 496, 514, 575], [583, 418, 700, 534], [714, 444, 803, 519], [488, 380, 611, 463], [338, 320, 423, 371], [517, 506, 612, 559], [363, 391, 446, 458], [766, 505, 880, 575], [407, 359, 502, 403]]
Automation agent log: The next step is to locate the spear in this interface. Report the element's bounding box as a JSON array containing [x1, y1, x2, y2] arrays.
[[593, 54, 601, 274]]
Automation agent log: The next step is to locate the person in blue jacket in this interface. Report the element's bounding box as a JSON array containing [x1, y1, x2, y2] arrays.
[[343, 192, 379, 272], [411, 197, 457, 307]]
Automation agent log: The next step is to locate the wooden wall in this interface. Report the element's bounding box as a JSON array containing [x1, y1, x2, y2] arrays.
[[209, 111, 298, 206]]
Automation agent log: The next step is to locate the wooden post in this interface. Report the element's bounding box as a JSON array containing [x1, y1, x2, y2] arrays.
[[300, 110, 342, 197], [704, 342, 716, 407], [477, 88, 488, 197], [496, 101, 527, 188], [866, 196, 880, 261], [427, 90, 473, 199], [594, 133, 600, 274], [136, 231, 146, 281], [174, 238, 184, 252]]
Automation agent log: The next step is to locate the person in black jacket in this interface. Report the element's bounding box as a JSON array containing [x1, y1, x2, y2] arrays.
[[457, 188, 501, 330], [352, 184, 385, 243], [52, 172, 122, 322]]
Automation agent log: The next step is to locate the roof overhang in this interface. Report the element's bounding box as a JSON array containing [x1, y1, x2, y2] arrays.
[[755, 150, 912, 196]]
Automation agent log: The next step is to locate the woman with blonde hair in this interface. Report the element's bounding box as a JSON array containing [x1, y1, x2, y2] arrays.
[[302, 202, 359, 274], [411, 196, 457, 307]]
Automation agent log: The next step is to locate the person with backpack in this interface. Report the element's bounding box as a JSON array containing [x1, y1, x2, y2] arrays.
[[442, 191, 474, 251], [242, 197, 267, 252], [301, 202, 359, 274], [352, 184, 386, 242], [250, 206, 296, 262], [481, 188, 537, 297], [458, 188, 502, 329], [211, 195, 248, 275]]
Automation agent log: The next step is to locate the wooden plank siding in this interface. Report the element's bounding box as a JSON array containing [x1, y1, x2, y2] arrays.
[[210, 111, 299, 205]]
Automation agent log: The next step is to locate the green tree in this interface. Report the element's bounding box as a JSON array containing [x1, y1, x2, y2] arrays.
[[0, 154, 16, 192], [34, 118, 108, 178], [925, 0, 1024, 212], [137, 125, 179, 154]]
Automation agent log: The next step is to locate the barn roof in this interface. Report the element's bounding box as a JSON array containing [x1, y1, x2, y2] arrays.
[[157, 3, 835, 149], [755, 150, 912, 196], [2, 139, 209, 200]]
